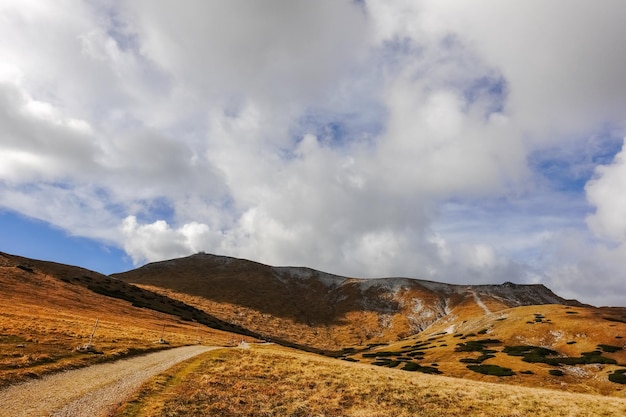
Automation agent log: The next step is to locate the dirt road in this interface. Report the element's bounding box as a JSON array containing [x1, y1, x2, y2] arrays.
[[0, 345, 215, 417]]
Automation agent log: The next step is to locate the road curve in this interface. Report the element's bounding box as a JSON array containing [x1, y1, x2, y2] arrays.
[[0, 345, 215, 417]]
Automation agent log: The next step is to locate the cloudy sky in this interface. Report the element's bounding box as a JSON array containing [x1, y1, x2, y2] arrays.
[[2, 0, 626, 306]]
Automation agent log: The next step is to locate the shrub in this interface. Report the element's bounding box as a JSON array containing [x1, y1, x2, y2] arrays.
[[401, 362, 442, 374], [604, 317, 626, 324], [608, 369, 626, 384], [17, 265, 34, 273], [363, 351, 398, 358], [467, 364, 515, 377], [549, 370, 564, 377], [455, 339, 502, 353], [598, 344, 622, 353]]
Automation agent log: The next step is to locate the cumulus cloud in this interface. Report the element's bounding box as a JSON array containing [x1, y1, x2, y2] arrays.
[[2, 1, 626, 305], [586, 139, 626, 243]]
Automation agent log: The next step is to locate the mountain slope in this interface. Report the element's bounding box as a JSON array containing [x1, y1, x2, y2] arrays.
[[113, 252, 626, 396], [0, 252, 255, 387], [113, 253, 584, 351]]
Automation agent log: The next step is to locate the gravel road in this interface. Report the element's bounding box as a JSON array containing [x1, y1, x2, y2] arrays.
[[0, 345, 214, 417]]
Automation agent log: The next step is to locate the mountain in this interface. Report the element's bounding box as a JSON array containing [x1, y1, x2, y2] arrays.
[[113, 252, 584, 351], [113, 252, 626, 395]]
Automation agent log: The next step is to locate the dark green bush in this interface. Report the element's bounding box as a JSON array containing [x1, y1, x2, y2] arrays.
[[460, 358, 482, 364], [549, 369, 564, 377], [604, 317, 626, 324], [455, 339, 502, 353], [598, 344, 622, 353], [402, 362, 442, 374], [503, 345, 558, 357], [363, 351, 398, 358], [609, 369, 626, 384], [467, 364, 515, 376]]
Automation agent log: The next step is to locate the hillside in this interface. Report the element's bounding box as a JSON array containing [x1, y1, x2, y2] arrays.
[[113, 252, 626, 396], [0, 252, 256, 388], [113, 252, 583, 351], [3, 250, 625, 397]]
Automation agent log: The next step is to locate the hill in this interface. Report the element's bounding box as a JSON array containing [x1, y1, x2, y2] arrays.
[[0, 252, 256, 388], [113, 252, 626, 396]]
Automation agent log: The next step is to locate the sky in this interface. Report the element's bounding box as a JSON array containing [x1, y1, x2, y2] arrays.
[[1, 1, 626, 307]]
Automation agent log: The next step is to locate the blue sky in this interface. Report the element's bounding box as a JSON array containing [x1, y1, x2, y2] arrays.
[[2, 1, 626, 306]]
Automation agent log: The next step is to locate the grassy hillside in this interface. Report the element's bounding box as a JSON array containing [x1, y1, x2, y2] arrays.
[[115, 344, 626, 417], [0, 252, 253, 388], [347, 303, 626, 396]]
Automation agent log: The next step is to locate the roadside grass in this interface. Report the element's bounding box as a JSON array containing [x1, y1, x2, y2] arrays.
[[115, 345, 626, 417], [0, 260, 243, 388]]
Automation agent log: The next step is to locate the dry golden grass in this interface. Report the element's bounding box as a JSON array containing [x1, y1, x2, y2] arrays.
[[352, 304, 626, 396], [116, 344, 626, 417], [0, 255, 246, 388]]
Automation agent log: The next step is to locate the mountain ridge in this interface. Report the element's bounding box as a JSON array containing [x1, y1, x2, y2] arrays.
[[113, 252, 585, 350]]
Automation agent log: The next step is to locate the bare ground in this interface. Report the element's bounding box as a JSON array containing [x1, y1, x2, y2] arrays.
[[0, 345, 214, 417]]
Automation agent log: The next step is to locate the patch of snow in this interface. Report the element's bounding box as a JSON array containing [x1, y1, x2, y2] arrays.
[[445, 325, 456, 334]]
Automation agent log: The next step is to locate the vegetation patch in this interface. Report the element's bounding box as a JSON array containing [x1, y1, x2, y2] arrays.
[[598, 344, 622, 353], [362, 351, 398, 358], [467, 364, 515, 377], [549, 370, 564, 377], [373, 359, 401, 368], [455, 339, 502, 353], [609, 369, 626, 384], [502, 345, 617, 366], [604, 317, 626, 324], [401, 362, 442, 374]]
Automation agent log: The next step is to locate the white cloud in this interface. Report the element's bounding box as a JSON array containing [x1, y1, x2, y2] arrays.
[[586, 138, 626, 243], [2, 1, 626, 305]]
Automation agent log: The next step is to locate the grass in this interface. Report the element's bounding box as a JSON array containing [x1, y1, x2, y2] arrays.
[[115, 345, 626, 417], [0, 257, 249, 388], [350, 304, 626, 395]]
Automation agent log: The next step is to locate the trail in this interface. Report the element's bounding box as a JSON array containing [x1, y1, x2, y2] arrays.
[[0, 345, 215, 417], [471, 291, 492, 315]]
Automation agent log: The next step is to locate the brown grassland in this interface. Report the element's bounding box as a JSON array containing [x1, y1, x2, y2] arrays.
[[0, 256, 248, 388], [116, 344, 626, 417], [349, 303, 626, 396]]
